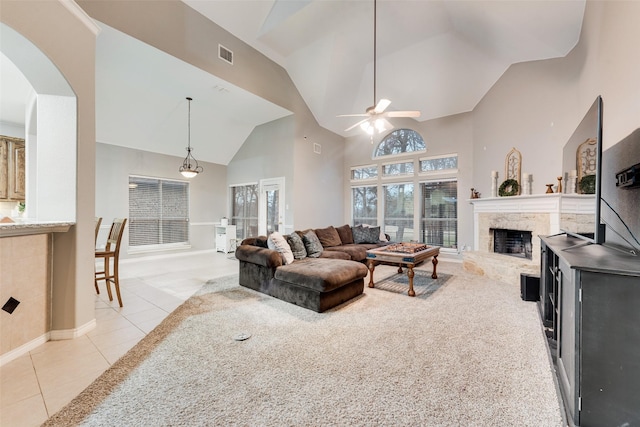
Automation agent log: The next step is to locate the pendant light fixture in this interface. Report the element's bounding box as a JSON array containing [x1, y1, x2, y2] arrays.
[[179, 97, 203, 178]]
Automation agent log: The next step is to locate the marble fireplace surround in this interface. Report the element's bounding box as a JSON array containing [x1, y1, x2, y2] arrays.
[[463, 194, 595, 284]]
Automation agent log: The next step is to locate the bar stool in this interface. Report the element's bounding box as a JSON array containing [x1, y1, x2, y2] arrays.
[[95, 218, 127, 307]]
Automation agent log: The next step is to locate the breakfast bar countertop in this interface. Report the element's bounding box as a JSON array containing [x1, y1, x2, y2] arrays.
[[0, 219, 75, 237]]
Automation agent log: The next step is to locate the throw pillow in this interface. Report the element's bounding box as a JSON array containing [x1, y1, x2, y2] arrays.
[[363, 223, 388, 242], [302, 230, 323, 258], [267, 231, 294, 264], [286, 232, 307, 260], [314, 226, 342, 247], [335, 224, 354, 245], [352, 224, 380, 244]]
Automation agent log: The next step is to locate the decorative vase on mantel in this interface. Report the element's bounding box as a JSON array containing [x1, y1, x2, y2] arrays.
[[545, 184, 554, 194]]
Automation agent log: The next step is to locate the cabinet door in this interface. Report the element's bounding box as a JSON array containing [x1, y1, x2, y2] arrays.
[[557, 257, 579, 425], [0, 139, 7, 199], [8, 140, 25, 200], [581, 271, 640, 426]]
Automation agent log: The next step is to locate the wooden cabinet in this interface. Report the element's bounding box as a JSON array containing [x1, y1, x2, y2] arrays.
[[540, 235, 640, 426], [0, 136, 26, 201]]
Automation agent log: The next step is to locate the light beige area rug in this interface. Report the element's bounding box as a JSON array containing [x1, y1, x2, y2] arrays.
[[43, 262, 563, 426]]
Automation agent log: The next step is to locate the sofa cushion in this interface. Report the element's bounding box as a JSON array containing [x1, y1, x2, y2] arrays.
[[302, 230, 323, 258], [275, 258, 367, 293], [286, 232, 307, 260], [324, 244, 368, 262], [319, 249, 351, 260], [315, 226, 342, 248], [352, 225, 381, 244], [241, 236, 269, 248], [335, 224, 354, 245], [267, 232, 294, 264]]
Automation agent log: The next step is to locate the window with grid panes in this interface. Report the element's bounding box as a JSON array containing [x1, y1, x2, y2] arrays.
[[128, 176, 190, 249], [352, 186, 377, 226], [421, 180, 457, 248], [231, 184, 259, 240], [384, 183, 414, 242]]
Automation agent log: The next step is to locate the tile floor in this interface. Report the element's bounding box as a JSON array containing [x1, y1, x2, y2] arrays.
[[0, 250, 239, 427]]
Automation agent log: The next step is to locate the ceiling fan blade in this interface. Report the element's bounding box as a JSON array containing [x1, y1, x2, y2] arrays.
[[385, 110, 421, 118], [344, 118, 370, 132], [373, 98, 391, 114], [337, 113, 369, 117]]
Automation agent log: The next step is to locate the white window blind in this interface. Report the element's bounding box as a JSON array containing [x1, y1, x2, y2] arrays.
[[128, 176, 190, 249], [231, 184, 259, 240], [384, 183, 414, 242], [352, 186, 377, 226], [421, 180, 457, 248]]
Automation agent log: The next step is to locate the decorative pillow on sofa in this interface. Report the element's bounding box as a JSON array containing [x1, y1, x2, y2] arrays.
[[352, 225, 381, 244], [302, 230, 323, 258], [335, 224, 354, 245], [267, 232, 294, 264], [314, 226, 342, 247], [286, 232, 307, 260], [363, 223, 389, 242]]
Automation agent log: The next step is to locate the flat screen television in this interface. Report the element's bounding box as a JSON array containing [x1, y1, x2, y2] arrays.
[[560, 95, 605, 245]]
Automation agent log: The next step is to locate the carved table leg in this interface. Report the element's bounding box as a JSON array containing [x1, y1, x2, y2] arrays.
[[397, 263, 403, 274], [431, 255, 438, 279], [407, 263, 416, 297], [368, 260, 376, 288]]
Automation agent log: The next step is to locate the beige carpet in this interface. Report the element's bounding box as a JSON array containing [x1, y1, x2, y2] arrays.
[[43, 261, 563, 426]]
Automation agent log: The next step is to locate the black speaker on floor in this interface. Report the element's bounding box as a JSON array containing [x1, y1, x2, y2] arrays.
[[520, 273, 540, 301]]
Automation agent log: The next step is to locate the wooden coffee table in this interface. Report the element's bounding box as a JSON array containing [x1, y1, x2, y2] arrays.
[[366, 243, 440, 297]]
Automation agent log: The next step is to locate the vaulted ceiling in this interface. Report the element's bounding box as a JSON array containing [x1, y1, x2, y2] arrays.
[[185, 0, 586, 136], [1, 1, 586, 165]]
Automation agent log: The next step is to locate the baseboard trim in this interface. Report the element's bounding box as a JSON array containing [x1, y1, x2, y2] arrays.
[[49, 318, 97, 341], [0, 333, 50, 367]]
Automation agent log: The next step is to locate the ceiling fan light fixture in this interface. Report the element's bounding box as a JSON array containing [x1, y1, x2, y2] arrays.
[[179, 97, 203, 178], [360, 121, 375, 135]]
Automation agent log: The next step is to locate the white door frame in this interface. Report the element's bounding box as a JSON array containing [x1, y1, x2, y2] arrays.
[[258, 177, 285, 235]]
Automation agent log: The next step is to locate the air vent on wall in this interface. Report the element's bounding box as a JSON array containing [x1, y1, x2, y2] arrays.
[[218, 44, 233, 65]]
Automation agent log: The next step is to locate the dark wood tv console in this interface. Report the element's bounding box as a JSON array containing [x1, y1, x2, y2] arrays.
[[539, 235, 640, 427]]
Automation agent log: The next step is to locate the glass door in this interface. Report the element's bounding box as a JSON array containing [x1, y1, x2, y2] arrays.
[[259, 177, 285, 236]]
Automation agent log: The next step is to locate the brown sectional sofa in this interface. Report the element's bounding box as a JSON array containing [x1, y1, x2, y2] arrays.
[[235, 224, 389, 312]]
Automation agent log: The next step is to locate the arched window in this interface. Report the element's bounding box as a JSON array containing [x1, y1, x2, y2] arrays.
[[374, 129, 426, 157]]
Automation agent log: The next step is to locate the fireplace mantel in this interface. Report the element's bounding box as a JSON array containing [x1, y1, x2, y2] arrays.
[[469, 193, 595, 214], [469, 193, 595, 251], [464, 194, 596, 284]]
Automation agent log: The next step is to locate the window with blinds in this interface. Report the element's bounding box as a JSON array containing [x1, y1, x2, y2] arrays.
[[128, 176, 190, 250], [384, 183, 414, 242], [421, 180, 457, 248], [231, 184, 258, 240], [352, 186, 377, 226]]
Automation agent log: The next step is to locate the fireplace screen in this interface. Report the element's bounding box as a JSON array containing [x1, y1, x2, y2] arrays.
[[492, 228, 532, 259]]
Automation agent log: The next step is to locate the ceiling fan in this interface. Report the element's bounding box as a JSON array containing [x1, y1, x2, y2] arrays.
[[338, 0, 420, 135]]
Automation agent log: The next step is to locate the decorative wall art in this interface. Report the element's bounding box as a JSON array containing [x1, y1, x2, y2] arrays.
[[499, 147, 522, 196], [576, 138, 597, 192]]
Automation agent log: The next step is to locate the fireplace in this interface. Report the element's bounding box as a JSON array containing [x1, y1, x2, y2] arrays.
[[492, 228, 532, 259]]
